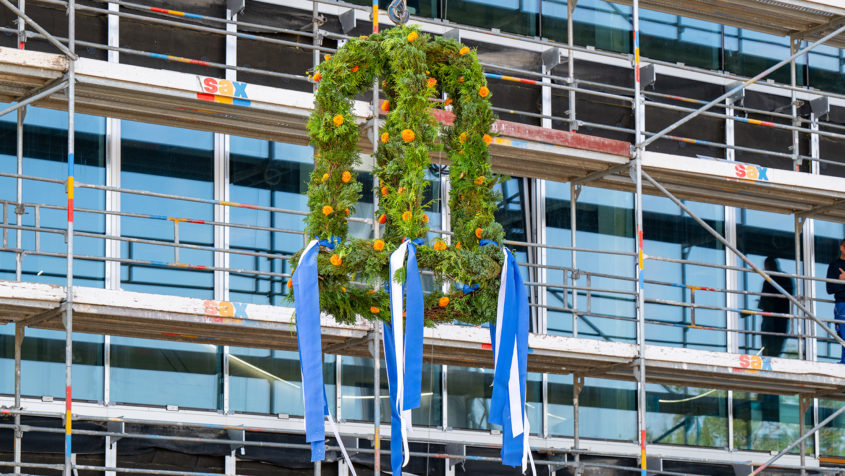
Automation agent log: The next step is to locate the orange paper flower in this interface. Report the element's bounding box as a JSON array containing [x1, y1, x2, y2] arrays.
[[433, 240, 447, 251], [444, 98, 452, 106], [313, 72, 322, 82], [381, 101, 390, 112], [398, 187, 407, 194], [407, 31, 418, 42], [381, 132, 389, 143], [459, 132, 468, 143], [370, 306, 380, 314], [479, 86, 490, 98], [373, 239, 385, 251], [401, 211, 412, 221], [287, 279, 293, 289], [322, 205, 333, 216], [423, 214, 429, 223], [324, 54, 331, 61], [345, 208, 350, 215], [474, 176, 485, 186], [321, 173, 329, 183], [330, 254, 342, 266], [459, 46, 470, 55], [381, 186, 389, 196], [439, 296, 450, 307], [483, 134, 492, 146], [401, 129, 415, 142], [378, 214, 387, 224], [458, 76, 464, 83], [475, 228, 483, 239], [332, 114, 344, 126], [427, 77, 437, 88], [341, 171, 352, 183], [455, 241, 462, 249], [351, 65, 359, 73]]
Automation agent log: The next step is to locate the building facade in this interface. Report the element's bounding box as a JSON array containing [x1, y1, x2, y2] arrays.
[[1, 0, 845, 474]]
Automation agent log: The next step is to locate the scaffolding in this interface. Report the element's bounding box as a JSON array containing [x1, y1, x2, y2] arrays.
[[1, 0, 845, 474]]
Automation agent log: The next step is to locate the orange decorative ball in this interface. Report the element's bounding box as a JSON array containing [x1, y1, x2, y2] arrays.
[[381, 132, 389, 143], [373, 239, 385, 251], [370, 306, 380, 314], [332, 114, 344, 126], [321, 173, 329, 183], [381, 101, 390, 112], [401, 129, 415, 142], [427, 77, 437, 88], [455, 241, 462, 249], [439, 296, 450, 307], [322, 205, 333, 216], [287, 279, 293, 289], [475, 228, 483, 239], [380, 186, 389, 196], [459, 132, 468, 143], [313, 72, 322, 82], [378, 214, 387, 224], [398, 186, 407, 194], [330, 254, 342, 266], [479, 86, 490, 98], [351, 65, 359, 73], [401, 211, 412, 221], [324, 54, 331, 61], [407, 31, 418, 42], [474, 176, 485, 186], [433, 240, 447, 251], [459, 46, 470, 55], [483, 134, 493, 146], [423, 214, 429, 223], [341, 171, 352, 183], [345, 208, 350, 215], [444, 98, 452, 106]]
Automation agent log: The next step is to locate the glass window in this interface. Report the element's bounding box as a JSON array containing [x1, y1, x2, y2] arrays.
[[647, 384, 727, 448], [733, 392, 809, 453], [111, 121, 219, 409], [643, 195, 725, 351], [0, 106, 105, 401], [229, 348, 335, 416], [814, 219, 844, 364], [737, 210, 798, 358], [446, 0, 539, 38], [819, 399, 845, 458], [545, 182, 635, 342]]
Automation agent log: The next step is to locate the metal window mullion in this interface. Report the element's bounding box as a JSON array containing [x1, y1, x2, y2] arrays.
[[724, 95, 738, 454], [807, 112, 820, 459]]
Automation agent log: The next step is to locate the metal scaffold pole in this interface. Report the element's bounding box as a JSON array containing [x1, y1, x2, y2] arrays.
[[64, 1, 75, 475], [631, 0, 647, 474], [371, 3, 381, 474]]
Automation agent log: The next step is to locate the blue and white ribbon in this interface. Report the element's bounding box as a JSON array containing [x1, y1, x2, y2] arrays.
[[488, 247, 536, 474], [383, 238, 425, 474], [293, 239, 356, 474]]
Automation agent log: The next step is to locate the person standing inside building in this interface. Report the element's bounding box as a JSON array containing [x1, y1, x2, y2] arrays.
[[826, 239, 845, 364], [758, 256, 793, 357]]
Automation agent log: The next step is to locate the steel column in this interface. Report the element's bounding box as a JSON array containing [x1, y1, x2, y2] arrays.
[[567, 0, 577, 131], [15, 105, 23, 281]]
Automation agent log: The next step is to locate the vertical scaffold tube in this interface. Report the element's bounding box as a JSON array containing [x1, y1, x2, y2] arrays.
[[371, 5, 381, 473], [632, 0, 646, 474], [65, 2, 75, 476]]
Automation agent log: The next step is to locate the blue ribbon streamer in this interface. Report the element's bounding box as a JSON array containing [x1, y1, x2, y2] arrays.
[[317, 235, 342, 249], [292, 241, 330, 462], [383, 238, 425, 474], [488, 248, 529, 467]]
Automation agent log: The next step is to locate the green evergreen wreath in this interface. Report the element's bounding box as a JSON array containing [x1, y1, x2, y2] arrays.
[[288, 25, 507, 326]]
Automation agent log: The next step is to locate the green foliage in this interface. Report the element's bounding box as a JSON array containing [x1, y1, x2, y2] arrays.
[[290, 26, 506, 325]]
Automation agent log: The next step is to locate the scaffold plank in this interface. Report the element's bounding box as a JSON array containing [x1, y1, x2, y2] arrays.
[[1, 280, 844, 399]]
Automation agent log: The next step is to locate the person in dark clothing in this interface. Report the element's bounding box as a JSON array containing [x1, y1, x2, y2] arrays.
[[826, 239, 845, 364], [758, 256, 794, 357]]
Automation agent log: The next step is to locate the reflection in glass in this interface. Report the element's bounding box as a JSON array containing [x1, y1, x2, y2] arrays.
[[733, 392, 809, 454], [647, 384, 726, 448], [229, 348, 335, 416]]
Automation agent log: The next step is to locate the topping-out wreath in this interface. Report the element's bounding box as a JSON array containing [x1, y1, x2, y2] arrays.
[[287, 25, 507, 326]]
